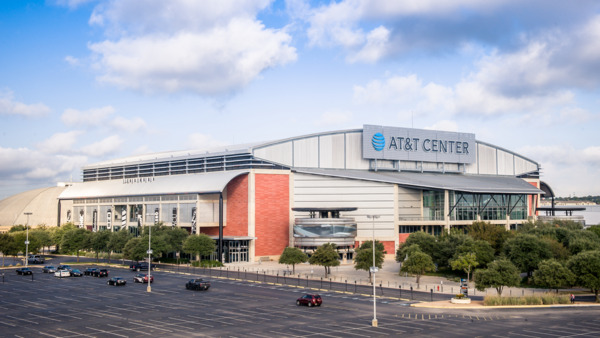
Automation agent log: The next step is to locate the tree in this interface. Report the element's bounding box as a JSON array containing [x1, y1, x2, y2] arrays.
[[52, 223, 76, 253], [567, 250, 600, 302], [354, 240, 386, 283], [455, 240, 494, 268], [89, 230, 111, 262], [450, 252, 479, 282], [279, 247, 308, 274], [474, 259, 520, 296], [542, 237, 571, 261], [161, 226, 189, 255], [568, 237, 600, 255], [504, 234, 552, 277], [467, 221, 511, 254], [396, 232, 437, 262], [183, 234, 216, 263], [61, 228, 90, 262], [31, 227, 52, 255], [400, 245, 436, 284], [123, 238, 147, 262], [308, 243, 340, 278], [0, 233, 17, 266], [107, 229, 133, 263], [435, 232, 472, 268], [532, 259, 575, 293]]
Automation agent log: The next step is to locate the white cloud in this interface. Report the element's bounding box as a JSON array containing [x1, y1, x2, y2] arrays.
[[0, 90, 50, 117], [111, 116, 147, 132], [52, 0, 96, 10], [314, 110, 353, 127], [348, 26, 390, 63], [187, 133, 227, 151], [36, 131, 83, 154], [80, 135, 124, 157], [64, 55, 80, 66], [425, 120, 459, 132], [61, 106, 116, 127], [0, 146, 87, 181], [87, 1, 296, 95]]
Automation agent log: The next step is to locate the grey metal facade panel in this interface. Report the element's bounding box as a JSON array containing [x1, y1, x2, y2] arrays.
[[59, 170, 250, 199], [293, 168, 542, 194]]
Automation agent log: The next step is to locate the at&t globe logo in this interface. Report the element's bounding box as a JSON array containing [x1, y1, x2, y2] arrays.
[[371, 132, 385, 151]]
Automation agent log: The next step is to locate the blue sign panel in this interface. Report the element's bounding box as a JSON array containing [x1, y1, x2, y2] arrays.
[[362, 124, 476, 164]]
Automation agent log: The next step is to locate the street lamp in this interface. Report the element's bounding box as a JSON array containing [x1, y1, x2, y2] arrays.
[[147, 224, 152, 292], [24, 212, 32, 267], [366, 214, 380, 327]]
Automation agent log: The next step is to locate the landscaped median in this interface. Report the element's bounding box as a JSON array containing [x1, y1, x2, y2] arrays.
[[413, 293, 600, 308]]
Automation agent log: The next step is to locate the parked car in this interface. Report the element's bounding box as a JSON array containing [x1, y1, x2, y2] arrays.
[[57, 265, 72, 271], [107, 277, 126, 286], [16, 267, 33, 275], [296, 294, 322, 307], [42, 266, 56, 273], [185, 279, 211, 291], [93, 269, 109, 277], [54, 270, 71, 277], [133, 273, 154, 283], [84, 268, 99, 276], [70, 269, 83, 277], [129, 262, 156, 271], [27, 255, 44, 264]]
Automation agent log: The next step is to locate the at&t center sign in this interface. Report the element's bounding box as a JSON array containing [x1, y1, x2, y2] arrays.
[[362, 124, 476, 164]]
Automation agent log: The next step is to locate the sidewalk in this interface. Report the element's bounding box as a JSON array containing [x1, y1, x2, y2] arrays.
[[224, 257, 554, 297]]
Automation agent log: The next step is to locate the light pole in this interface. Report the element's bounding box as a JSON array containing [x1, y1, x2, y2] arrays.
[[367, 214, 380, 327], [24, 212, 32, 267], [147, 224, 152, 292]]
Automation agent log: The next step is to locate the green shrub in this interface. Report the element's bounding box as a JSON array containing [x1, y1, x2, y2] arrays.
[[191, 260, 223, 268], [483, 293, 570, 306]]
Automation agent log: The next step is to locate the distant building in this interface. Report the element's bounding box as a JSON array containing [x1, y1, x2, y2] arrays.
[[0, 125, 544, 261]]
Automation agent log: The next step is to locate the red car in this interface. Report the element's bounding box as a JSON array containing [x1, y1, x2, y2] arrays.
[[296, 294, 322, 307], [133, 273, 154, 283]]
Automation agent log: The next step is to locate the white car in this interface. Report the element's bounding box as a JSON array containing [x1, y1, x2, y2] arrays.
[[54, 270, 70, 277]]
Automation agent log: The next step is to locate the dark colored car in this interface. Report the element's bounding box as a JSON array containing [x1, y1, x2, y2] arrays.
[[84, 268, 99, 276], [107, 277, 126, 286], [296, 294, 322, 307], [185, 279, 211, 291], [70, 269, 83, 277], [93, 269, 109, 277], [129, 262, 156, 271], [16, 267, 33, 275], [133, 273, 154, 283], [42, 265, 56, 273], [57, 265, 72, 271]]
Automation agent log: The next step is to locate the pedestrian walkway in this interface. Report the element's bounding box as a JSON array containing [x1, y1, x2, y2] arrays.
[[223, 256, 575, 298]]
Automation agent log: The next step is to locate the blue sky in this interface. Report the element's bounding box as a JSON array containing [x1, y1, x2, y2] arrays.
[[1, 0, 599, 199]]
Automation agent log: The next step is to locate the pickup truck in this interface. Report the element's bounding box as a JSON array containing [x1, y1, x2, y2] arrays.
[[129, 262, 156, 271], [28, 255, 45, 264], [185, 278, 211, 291]]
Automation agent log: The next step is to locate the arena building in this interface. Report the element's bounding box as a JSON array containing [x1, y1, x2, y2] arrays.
[[0, 125, 544, 262]]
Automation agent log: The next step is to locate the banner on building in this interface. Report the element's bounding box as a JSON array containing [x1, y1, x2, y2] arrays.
[[191, 207, 197, 234], [172, 207, 177, 227], [107, 209, 112, 229], [92, 209, 97, 232]]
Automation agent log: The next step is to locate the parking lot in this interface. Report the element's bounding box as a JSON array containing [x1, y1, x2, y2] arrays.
[[2, 264, 600, 337]]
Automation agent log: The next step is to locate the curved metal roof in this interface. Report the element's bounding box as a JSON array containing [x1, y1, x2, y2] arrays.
[[295, 168, 543, 194], [59, 170, 249, 199]]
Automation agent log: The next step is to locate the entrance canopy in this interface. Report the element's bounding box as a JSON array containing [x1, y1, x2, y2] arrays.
[[58, 170, 249, 200], [294, 168, 543, 194]]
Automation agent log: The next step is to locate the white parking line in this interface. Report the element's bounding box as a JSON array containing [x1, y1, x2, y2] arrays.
[[0, 320, 16, 327], [6, 315, 37, 325], [48, 311, 83, 320], [28, 313, 62, 322], [85, 327, 129, 337], [105, 323, 154, 336]]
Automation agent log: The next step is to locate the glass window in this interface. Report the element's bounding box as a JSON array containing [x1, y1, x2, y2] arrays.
[[423, 190, 444, 221]]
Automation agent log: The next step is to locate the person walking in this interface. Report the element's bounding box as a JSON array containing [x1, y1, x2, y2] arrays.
[[570, 293, 575, 304]]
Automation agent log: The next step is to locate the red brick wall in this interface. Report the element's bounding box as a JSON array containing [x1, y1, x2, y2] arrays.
[[399, 233, 410, 244], [200, 174, 248, 237], [528, 181, 539, 216], [255, 173, 289, 256], [382, 240, 396, 255]]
